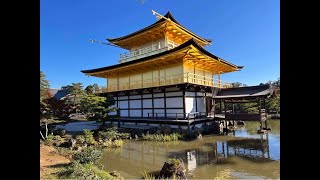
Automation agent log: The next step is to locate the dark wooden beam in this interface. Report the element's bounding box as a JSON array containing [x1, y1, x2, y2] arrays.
[[183, 89, 186, 119], [141, 91, 143, 118], [152, 89, 154, 118], [164, 89, 167, 118]]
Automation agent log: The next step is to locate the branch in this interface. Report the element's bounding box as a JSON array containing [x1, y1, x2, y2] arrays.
[[40, 131, 46, 140]]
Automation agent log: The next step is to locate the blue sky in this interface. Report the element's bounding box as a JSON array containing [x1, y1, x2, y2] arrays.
[[41, 0, 279, 88]]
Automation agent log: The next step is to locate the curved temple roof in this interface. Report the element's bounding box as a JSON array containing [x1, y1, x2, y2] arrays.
[[81, 38, 243, 74], [107, 12, 212, 47], [213, 85, 274, 99]]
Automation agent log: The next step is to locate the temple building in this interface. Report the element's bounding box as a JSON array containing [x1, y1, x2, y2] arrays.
[[81, 11, 244, 126]]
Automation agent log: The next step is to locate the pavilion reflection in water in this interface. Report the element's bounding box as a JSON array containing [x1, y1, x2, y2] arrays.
[[108, 133, 272, 174], [182, 133, 271, 173]]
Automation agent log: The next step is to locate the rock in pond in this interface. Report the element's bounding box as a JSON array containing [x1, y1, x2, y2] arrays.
[[159, 158, 187, 179]]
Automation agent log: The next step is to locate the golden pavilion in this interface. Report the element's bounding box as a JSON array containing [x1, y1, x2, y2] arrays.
[[81, 11, 244, 125]]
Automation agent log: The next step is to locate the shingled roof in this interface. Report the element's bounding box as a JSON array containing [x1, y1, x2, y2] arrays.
[[107, 11, 212, 44], [81, 38, 243, 74], [213, 85, 274, 99]]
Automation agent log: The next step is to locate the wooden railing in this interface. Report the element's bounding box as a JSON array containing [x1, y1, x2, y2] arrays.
[[96, 72, 232, 93], [119, 40, 180, 63], [147, 112, 208, 119]]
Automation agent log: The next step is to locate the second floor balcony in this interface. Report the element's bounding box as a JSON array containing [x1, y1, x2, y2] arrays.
[[119, 40, 180, 63], [96, 72, 232, 93]]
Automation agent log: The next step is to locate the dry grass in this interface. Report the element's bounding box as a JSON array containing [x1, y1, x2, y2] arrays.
[[40, 145, 71, 179]]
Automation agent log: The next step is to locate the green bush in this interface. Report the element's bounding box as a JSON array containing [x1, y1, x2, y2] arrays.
[[44, 134, 63, 146], [76, 129, 96, 145], [98, 127, 130, 141], [73, 147, 102, 164], [101, 139, 123, 148], [57, 129, 66, 137], [117, 132, 131, 139], [58, 161, 118, 180], [98, 130, 117, 141], [76, 135, 86, 144], [142, 132, 182, 142]]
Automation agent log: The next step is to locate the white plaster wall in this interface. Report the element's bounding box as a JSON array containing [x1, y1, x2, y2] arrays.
[[154, 93, 164, 98], [129, 95, 141, 99], [154, 99, 164, 108], [143, 109, 153, 117], [185, 97, 196, 113], [142, 94, 152, 98], [130, 100, 141, 108], [185, 91, 195, 97], [154, 109, 165, 117], [166, 97, 183, 108], [118, 96, 128, 100], [196, 92, 204, 96], [166, 91, 183, 97], [119, 101, 128, 109], [166, 109, 184, 118], [120, 110, 128, 116], [130, 110, 141, 117], [197, 97, 206, 113], [143, 99, 152, 108]]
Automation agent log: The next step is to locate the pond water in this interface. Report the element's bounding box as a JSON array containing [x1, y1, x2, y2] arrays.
[[99, 120, 280, 179]]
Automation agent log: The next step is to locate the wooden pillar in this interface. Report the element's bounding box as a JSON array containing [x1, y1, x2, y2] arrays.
[[220, 99, 222, 114], [116, 94, 119, 111], [141, 91, 143, 118], [264, 98, 268, 128], [259, 98, 262, 130], [232, 102, 235, 114], [224, 100, 227, 114], [204, 91, 207, 116], [117, 108, 120, 128], [213, 99, 216, 118], [151, 89, 154, 118], [164, 89, 167, 119], [195, 90, 198, 112], [128, 93, 130, 117]]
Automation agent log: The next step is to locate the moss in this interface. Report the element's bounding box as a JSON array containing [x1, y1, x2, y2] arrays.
[[55, 161, 121, 180], [168, 158, 180, 167]]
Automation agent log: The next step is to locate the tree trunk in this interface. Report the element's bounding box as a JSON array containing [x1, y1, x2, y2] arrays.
[[40, 131, 45, 140], [45, 123, 48, 138]]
